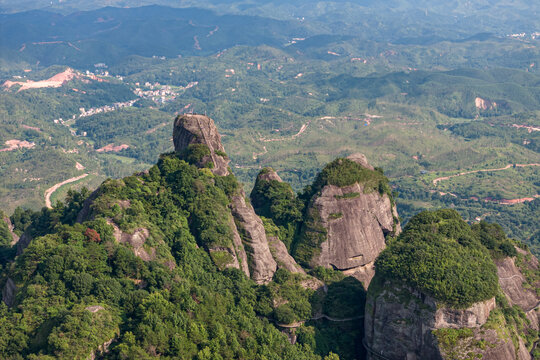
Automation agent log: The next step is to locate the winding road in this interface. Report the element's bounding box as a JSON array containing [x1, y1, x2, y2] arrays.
[[432, 163, 540, 185], [44, 174, 88, 209]]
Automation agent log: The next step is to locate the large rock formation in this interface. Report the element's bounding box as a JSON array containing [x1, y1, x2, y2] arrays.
[[2, 278, 16, 307], [230, 192, 277, 283], [173, 114, 230, 176], [298, 154, 400, 286], [365, 247, 540, 360], [107, 221, 155, 262], [1, 213, 19, 245], [174, 114, 277, 284], [250, 168, 305, 274], [363, 210, 539, 360], [496, 247, 540, 350], [497, 248, 539, 309], [364, 278, 516, 360], [268, 235, 305, 274]]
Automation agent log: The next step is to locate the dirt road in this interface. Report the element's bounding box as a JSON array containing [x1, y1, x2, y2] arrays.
[[44, 174, 88, 209], [432, 163, 540, 185]]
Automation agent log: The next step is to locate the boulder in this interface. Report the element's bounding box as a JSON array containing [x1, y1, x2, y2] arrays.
[[173, 114, 230, 176]]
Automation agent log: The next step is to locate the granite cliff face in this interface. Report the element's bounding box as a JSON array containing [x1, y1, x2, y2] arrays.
[[173, 114, 230, 176], [230, 191, 277, 283], [250, 168, 305, 274], [365, 248, 540, 360], [297, 154, 400, 286], [173, 114, 277, 284], [363, 210, 540, 360], [364, 278, 516, 360], [496, 248, 540, 326]]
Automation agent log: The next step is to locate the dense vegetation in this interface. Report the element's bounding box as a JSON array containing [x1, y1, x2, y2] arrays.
[[0, 3, 539, 358], [375, 209, 500, 308], [0, 151, 373, 359], [303, 158, 392, 201], [250, 168, 304, 250]]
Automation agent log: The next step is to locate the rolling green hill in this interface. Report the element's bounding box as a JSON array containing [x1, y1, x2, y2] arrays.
[[0, 4, 538, 254]]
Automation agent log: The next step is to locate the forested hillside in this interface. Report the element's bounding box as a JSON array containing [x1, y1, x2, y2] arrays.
[[1, 117, 537, 358]]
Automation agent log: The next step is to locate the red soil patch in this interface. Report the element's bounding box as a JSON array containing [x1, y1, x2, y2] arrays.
[[96, 144, 130, 152], [21, 125, 41, 132], [3, 68, 78, 91], [498, 195, 539, 205], [0, 140, 35, 152]]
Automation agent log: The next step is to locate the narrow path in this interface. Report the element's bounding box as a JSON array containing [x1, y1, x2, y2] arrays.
[[276, 313, 364, 328], [498, 274, 525, 281], [527, 301, 540, 313], [432, 163, 540, 185], [311, 314, 364, 322], [44, 174, 88, 209], [258, 121, 311, 142]]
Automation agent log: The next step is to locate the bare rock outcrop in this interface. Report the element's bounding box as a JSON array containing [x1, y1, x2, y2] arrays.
[[302, 154, 400, 286], [251, 168, 305, 274], [347, 153, 374, 170], [2, 278, 16, 307], [1, 214, 19, 245], [173, 114, 230, 176], [364, 278, 516, 360], [475, 97, 497, 111], [173, 114, 277, 283], [268, 235, 305, 274], [230, 192, 277, 284], [496, 247, 540, 340], [108, 221, 155, 261], [16, 232, 32, 255], [257, 167, 284, 183], [312, 183, 398, 280], [497, 252, 539, 307]]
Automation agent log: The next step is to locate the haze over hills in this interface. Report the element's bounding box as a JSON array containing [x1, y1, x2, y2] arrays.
[[1, 0, 539, 38]]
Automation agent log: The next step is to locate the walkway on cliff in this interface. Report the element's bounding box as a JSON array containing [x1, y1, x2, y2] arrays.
[[276, 313, 364, 328]]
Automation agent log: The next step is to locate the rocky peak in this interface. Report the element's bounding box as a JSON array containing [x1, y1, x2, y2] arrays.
[[365, 211, 538, 360], [346, 153, 374, 170], [295, 154, 400, 286], [257, 167, 284, 183], [173, 114, 278, 283], [173, 114, 230, 176]]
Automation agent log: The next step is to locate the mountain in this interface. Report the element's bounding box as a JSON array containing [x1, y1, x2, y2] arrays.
[[291, 154, 400, 287], [1, 114, 537, 359], [0, 5, 309, 68], [2, 0, 539, 42], [0, 114, 372, 359]]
